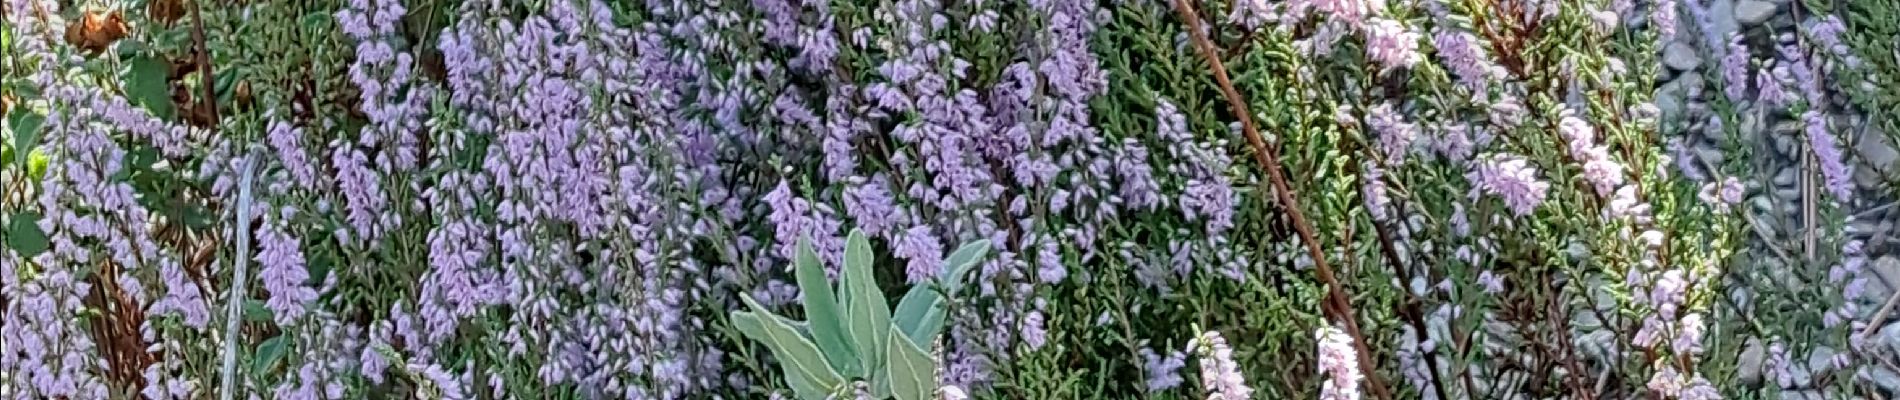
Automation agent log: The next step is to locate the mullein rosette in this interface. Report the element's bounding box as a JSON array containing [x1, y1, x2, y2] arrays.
[[731, 230, 991, 400]]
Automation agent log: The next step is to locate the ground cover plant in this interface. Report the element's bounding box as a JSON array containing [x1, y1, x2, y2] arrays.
[[2, 0, 1898, 398]]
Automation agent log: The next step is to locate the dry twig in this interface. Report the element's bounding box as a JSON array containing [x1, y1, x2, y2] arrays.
[[1165, 0, 1391, 398]]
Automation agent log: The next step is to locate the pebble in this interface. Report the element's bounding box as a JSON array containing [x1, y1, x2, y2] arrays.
[[1738, 337, 1766, 385], [1807, 346, 1838, 375], [1736, 0, 1777, 25], [1871, 257, 1900, 303], [1882, 323, 1900, 355], [1869, 365, 1900, 393], [1774, 168, 1797, 187], [1664, 42, 1702, 71], [1695, 142, 1727, 167], [1779, 390, 1822, 400], [1859, 130, 1899, 172]]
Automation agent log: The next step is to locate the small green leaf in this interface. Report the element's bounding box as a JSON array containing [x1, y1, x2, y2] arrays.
[[9, 109, 44, 168], [885, 326, 936, 400], [844, 233, 892, 376], [253, 335, 287, 376], [6, 212, 50, 258], [794, 236, 858, 377], [122, 56, 175, 121], [243, 300, 274, 322], [737, 295, 846, 400], [26, 150, 49, 181], [892, 284, 947, 346], [939, 239, 991, 294], [302, 12, 333, 31]]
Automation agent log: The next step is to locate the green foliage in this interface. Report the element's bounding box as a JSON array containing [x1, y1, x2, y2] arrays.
[[5, 211, 50, 258], [732, 229, 991, 400], [121, 55, 175, 120]]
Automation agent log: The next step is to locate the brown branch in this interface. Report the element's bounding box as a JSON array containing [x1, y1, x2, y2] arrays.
[[1165, 1, 1391, 399], [190, 0, 218, 128]]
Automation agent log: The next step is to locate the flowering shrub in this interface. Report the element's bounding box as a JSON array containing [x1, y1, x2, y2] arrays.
[[0, 0, 1893, 398]]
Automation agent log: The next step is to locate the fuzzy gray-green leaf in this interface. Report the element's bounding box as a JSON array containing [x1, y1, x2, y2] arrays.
[[885, 326, 936, 400], [736, 295, 846, 399], [939, 240, 991, 294], [892, 284, 947, 345], [844, 232, 891, 375], [794, 237, 859, 377]]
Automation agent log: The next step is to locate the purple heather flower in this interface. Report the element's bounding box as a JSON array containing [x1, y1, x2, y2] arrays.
[[1719, 176, 1743, 204], [1679, 376, 1721, 400], [332, 144, 387, 244], [894, 225, 945, 283], [1476, 270, 1505, 294], [1433, 29, 1502, 98], [1720, 35, 1751, 103], [257, 218, 317, 326], [1802, 111, 1853, 199], [1142, 347, 1188, 392], [1020, 310, 1048, 350], [1190, 330, 1253, 400], [1307, 0, 1383, 27], [1362, 161, 1392, 221], [1808, 15, 1852, 60], [1116, 138, 1164, 211], [1315, 325, 1361, 400], [843, 178, 902, 236], [1368, 103, 1418, 164], [1363, 19, 1422, 72], [1673, 313, 1706, 354], [1757, 67, 1788, 108], [1489, 96, 1527, 129], [1646, 366, 1685, 397], [1651, 0, 1678, 42], [1467, 154, 1549, 217]]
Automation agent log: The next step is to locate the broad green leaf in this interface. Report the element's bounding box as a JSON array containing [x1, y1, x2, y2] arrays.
[[891, 284, 946, 345], [794, 237, 858, 377], [6, 212, 49, 258], [885, 326, 936, 400], [781, 366, 831, 400], [843, 232, 892, 376], [8, 109, 43, 168], [737, 295, 846, 399], [121, 56, 174, 121], [252, 335, 287, 376], [243, 300, 274, 322], [938, 239, 991, 294]]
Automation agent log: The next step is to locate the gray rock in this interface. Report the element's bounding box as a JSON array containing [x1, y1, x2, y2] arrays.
[[1695, 142, 1727, 167], [1706, 0, 1739, 38], [1808, 346, 1839, 375], [1858, 164, 1888, 190], [1752, 196, 1776, 219], [1738, 338, 1767, 385], [1882, 323, 1900, 355], [1770, 13, 1796, 30], [1773, 127, 1800, 155], [1775, 187, 1801, 203], [1665, 42, 1703, 71], [1736, 0, 1777, 25], [1860, 130, 1899, 172], [1869, 366, 1900, 393], [1774, 168, 1797, 187], [1779, 390, 1821, 400], [1871, 256, 1900, 303]]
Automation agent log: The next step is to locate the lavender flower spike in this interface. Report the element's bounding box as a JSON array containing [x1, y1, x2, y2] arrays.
[[1316, 324, 1363, 400], [1189, 330, 1253, 400]]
